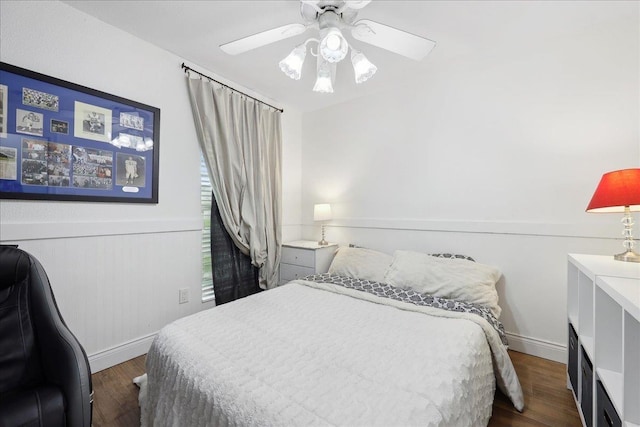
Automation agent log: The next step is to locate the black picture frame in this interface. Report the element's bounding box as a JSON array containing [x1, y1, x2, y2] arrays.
[[0, 62, 160, 203]]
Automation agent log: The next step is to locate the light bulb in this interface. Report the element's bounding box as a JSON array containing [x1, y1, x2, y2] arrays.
[[325, 34, 341, 51]]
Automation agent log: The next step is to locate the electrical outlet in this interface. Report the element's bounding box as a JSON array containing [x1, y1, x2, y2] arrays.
[[178, 288, 189, 304]]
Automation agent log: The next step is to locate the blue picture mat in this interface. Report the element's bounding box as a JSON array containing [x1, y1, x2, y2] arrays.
[[0, 63, 159, 203]]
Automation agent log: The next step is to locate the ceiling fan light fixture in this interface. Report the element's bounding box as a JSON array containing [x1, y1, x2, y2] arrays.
[[351, 49, 377, 83], [279, 43, 307, 80], [220, 1, 436, 94], [319, 27, 349, 63]]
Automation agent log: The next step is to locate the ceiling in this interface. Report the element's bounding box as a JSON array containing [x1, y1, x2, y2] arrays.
[[61, 1, 630, 113]]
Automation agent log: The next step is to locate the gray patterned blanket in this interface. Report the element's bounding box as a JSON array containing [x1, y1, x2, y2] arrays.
[[304, 273, 508, 346]]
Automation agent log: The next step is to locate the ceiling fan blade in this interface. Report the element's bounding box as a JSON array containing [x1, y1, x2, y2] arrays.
[[343, 1, 372, 10], [220, 23, 308, 55], [351, 19, 436, 61]]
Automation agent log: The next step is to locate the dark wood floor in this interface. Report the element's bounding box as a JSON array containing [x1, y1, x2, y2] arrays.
[[91, 350, 581, 426]]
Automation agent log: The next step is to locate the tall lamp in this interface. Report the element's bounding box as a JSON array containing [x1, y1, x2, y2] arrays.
[[586, 168, 640, 263], [313, 204, 332, 246]]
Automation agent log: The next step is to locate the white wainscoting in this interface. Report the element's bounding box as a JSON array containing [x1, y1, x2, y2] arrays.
[[301, 217, 629, 362], [1, 219, 211, 373]]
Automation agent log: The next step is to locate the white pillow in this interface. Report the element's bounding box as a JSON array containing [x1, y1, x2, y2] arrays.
[[383, 250, 502, 318], [328, 247, 393, 283]]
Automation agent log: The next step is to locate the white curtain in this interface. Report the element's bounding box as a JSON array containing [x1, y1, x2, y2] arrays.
[[186, 77, 282, 289]]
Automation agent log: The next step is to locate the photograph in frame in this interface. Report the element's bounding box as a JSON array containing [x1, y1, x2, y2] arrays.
[[16, 109, 44, 137], [120, 112, 144, 131], [23, 87, 59, 111], [0, 146, 17, 180], [116, 152, 145, 188], [71, 146, 113, 190], [47, 142, 71, 187], [74, 101, 113, 143], [50, 118, 69, 134], [21, 137, 48, 186]]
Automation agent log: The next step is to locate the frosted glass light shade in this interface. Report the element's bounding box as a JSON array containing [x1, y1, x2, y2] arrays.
[[313, 58, 334, 93], [319, 27, 348, 63], [279, 44, 307, 80], [314, 204, 332, 221], [313, 75, 333, 93], [351, 49, 377, 83]]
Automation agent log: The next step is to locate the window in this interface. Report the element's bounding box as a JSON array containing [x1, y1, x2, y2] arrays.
[[200, 155, 215, 302]]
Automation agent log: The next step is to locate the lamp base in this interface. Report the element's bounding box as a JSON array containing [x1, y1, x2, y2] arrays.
[[318, 239, 328, 246], [614, 249, 640, 263]]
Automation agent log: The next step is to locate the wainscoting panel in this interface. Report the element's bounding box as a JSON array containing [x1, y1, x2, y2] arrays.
[[3, 229, 206, 372], [301, 220, 625, 361]]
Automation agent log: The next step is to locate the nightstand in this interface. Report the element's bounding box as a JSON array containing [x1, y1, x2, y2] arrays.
[[279, 240, 338, 285]]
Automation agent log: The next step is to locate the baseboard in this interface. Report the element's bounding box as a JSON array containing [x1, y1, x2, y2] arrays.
[[87, 330, 565, 373], [506, 332, 566, 363], [88, 332, 157, 373]]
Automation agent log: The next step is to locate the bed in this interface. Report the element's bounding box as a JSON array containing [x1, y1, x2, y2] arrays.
[[140, 249, 524, 426]]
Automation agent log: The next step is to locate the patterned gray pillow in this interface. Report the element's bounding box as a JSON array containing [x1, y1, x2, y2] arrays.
[[429, 253, 475, 262]]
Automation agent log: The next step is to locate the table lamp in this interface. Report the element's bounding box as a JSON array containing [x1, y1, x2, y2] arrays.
[[586, 168, 640, 262], [313, 204, 332, 246]]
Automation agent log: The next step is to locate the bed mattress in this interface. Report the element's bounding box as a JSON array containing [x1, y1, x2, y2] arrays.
[[141, 277, 523, 426]]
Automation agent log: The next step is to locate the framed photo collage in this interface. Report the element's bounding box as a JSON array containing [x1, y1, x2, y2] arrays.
[[0, 62, 160, 203]]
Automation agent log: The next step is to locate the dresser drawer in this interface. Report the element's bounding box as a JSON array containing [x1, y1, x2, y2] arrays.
[[281, 247, 315, 268], [596, 381, 621, 427], [568, 323, 578, 395], [581, 347, 593, 427], [280, 263, 315, 282]]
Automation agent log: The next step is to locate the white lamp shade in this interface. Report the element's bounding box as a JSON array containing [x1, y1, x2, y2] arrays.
[[279, 44, 307, 80], [314, 204, 332, 221], [313, 57, 335, 93], [313, 74, 333, 93], [351, 49, 377, 83]]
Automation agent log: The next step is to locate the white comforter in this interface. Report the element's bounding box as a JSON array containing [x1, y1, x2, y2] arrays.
[[141, 279, 523, 427]]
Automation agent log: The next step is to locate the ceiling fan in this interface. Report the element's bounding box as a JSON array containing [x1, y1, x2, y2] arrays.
[[220, 0, 436, 93]]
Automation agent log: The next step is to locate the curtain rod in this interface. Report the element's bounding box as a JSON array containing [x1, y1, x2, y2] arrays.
[[181, 63, 284, 113]]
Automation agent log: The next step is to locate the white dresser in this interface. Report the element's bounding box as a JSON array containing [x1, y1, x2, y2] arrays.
[[279, 241, 338, 285], [567, 254, 640, 427]]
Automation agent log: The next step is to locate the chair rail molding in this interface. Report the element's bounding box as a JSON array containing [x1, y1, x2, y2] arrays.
[[0, 218, 202, 241]]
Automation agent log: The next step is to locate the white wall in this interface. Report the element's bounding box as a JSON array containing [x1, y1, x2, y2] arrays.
[[300, 1, 640, 361], [1, 0, 636, 370], [0, 1, 302, 371], [281, 108, 303, 242]]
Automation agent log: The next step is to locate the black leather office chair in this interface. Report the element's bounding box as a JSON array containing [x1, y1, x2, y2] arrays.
[[0, 245, 93, 427]]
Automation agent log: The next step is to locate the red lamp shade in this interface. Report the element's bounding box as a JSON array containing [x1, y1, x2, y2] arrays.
[[586, 168, 640, 213]]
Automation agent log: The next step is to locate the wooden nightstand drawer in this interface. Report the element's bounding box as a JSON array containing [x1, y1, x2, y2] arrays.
[[281, 247, 315, 267], [280, 263, 315, 282]]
